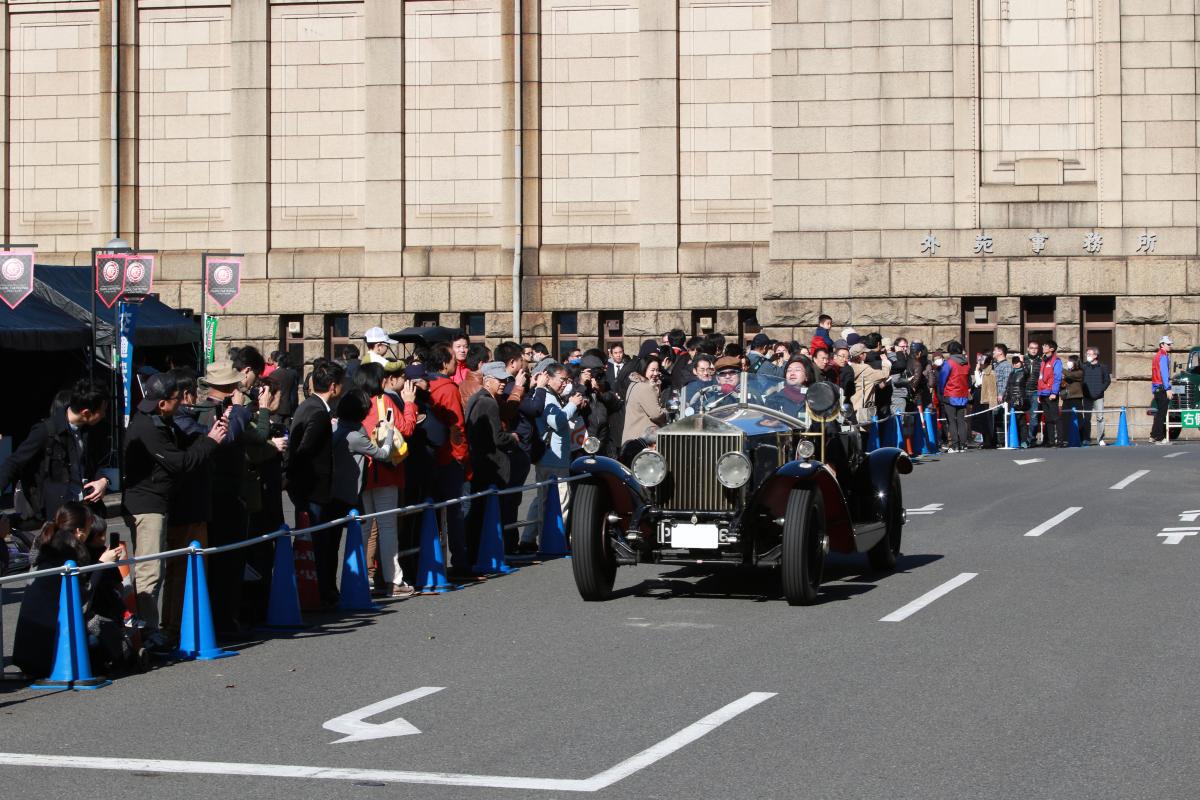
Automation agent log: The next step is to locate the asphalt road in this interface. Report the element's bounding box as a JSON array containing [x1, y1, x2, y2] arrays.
[[2, 443, 1198, 800]]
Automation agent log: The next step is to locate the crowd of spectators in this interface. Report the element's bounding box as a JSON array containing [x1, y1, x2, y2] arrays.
[[1, 315, 1166, 678]]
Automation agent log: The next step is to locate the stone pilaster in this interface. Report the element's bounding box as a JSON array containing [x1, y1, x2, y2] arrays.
[[363, 0, 405, 277], [638, 1, 678, 273], [230, 0, 269, 279]]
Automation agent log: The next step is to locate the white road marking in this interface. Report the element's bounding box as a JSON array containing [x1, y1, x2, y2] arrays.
[[1109, 469, 1150, 490], [323, 687, 444, 743], [1157, 528, 1200, 545], [1023, 507, 1083, 538], [1013, 458, 1045, 465], [1164, 452, 1187, 458], [1179, 510, 1200, 523], [880, 573, 977, 622], [0, 692, 776, 793], [906, 503, 943, 515]]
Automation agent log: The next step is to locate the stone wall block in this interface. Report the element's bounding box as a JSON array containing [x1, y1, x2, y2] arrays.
[[1170, 296, 1200, 323], [759, 299, 821, 327], [633, 276, 681, 309], [245, 313, 277, 340], [907, 298, 960, 325], [269, 281, 314, 313], [681, 276, 728, 309], [1008, 259, 1067, 295], [404, 279, 450, 313], [1187, 259, 1200, 294], [851, 260, 890, 296], [521, 311, 552, 339], [930, 325, 961, 345], [1128, 258, 1187, 295], [313, 280, 359, 313], [760, 262, 793, 299], [358, 279, 405, 312], [1116, 296, 1169, 324], [348, 314, 382, 339], [851, 298, 907, 326], [1054, 296, 1080, 325], [450, 279, 495, 312], [381, 313, 414, 332], [540, 278, 589, 311], [997, 297, 1020, 325], [1116, 324, 1144, 352], [1116, 353, 1152, 379], [657, 310, 690, 334], [1067, 258, 1127, 295], [891, 260, 949, 296], [485, 311, 513, 339], [622, 311, 659, 338], [820, 300, 852, 327], [947, 259, 1007, 297], [728, 275, 758, 306], [577, 311, 599, 337], [995, 325, 1022, 348], [793, 263, 851, 298], [587, 277, 634, 309]]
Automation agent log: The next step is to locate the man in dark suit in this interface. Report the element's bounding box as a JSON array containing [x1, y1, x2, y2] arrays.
[[604, 343, 628, 390], [287, 360, 345, 605]]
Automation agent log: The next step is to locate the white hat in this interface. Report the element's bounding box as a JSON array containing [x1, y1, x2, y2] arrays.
[[364, 326, 397, 345], [1159, 335, 1174, 346]]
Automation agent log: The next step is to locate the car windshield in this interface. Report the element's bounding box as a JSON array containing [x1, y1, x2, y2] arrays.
[[676, 371, 809, 422]]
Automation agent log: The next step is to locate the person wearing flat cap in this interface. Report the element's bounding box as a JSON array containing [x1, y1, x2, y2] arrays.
[[463, 362, 520, 566], [124, 371, 228, 652]]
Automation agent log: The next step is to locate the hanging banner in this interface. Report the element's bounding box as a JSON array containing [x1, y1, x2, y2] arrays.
[[117, 300, 139, 427], [0, 250, 35, 310], [204, 314, 219, 365], [204, 253, 242, 309], [95, 253, 126, 308], [123, 253, 155, 297]]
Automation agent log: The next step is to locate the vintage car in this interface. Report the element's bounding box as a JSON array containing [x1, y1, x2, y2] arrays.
[[568, 374, 912, 605]]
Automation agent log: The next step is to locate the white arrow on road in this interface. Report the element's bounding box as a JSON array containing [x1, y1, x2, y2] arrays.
[[1157, 528, 1200, 545], [323, 687, 445, 743], [1013, 458, 1044, 465], [1164, 451, 1187, 458], [1179, 510, 1200, 523], [906, 503, 943, 515]]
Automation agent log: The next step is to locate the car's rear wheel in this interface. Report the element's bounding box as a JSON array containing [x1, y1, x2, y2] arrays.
[[781, 487, 825, 606], [867, 472, 903, 571], [571, 482, 617, 601]]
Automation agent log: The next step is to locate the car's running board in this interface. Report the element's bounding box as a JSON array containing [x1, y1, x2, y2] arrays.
[[851, 521, 886, 552]]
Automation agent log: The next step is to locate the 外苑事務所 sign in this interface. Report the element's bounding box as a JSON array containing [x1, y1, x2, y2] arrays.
[[0, 250, 35, 310], [204, 253, 242, 309], [95, 253, 126, 308], [122, 253, 155, 297], [1181, 409, 1200, 429]]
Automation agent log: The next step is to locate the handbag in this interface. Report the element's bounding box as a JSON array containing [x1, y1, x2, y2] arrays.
[[373, 397, 409, 465]]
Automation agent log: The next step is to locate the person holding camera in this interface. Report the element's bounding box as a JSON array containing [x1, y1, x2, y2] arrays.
[[1005, 353, 1030, 447]]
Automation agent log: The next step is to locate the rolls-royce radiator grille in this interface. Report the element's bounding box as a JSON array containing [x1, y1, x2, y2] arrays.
[[657, 432, 742, 511]]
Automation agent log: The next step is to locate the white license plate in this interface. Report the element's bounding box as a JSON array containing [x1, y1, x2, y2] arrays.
[[670, 523, 720, 549]]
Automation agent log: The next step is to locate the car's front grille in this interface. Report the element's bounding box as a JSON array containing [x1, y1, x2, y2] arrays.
[[657, 432, 742, 511]]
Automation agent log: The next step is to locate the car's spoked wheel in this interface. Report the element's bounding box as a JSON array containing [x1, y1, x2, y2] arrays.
[[781, 487, 825, 606], [867, 473, 903, 571], [571, 482, 617, 601]]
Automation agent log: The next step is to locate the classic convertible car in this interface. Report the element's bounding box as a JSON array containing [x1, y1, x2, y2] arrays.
[[569, 375, 912, 605]]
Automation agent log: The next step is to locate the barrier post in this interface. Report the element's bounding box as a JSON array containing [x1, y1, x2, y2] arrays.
[[473, 490, 515, 576], [911, 407, 927, 456], [1114, 407, 1132, 446], [30, 562, 111, 690], [339, 511, 380, 611], [1067, 406, 1082, 447], [174, 544, 236, 661], [262, 527, 307, 629], [292, 511, 322, 611], [866, 416, 880, 451], [923, 407, 939, 454], [538, 480, 570, 559], [892, 414, 906, 454], [416, 504, 456, 594]]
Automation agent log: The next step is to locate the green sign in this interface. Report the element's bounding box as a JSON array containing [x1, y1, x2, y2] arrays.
[[1181, 409, 1200, 429], [204, 314, 218, 364]]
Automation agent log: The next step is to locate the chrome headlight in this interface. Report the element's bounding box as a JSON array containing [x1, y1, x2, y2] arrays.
[[583, 436, 601, 454], [796, 439, 815, 460], [716, 451, 751, 489], [631, 450, 667, 487]]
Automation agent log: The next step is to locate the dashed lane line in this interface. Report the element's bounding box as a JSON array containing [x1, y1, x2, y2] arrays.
[[879, 572, 977, 622], [1024, 507, 1083, 538], [1110, 469, 1150, 490]]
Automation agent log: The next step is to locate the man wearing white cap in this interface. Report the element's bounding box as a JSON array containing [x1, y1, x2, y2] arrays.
[[363, 326, 397, 365], [1150, 335, 1174, 444]]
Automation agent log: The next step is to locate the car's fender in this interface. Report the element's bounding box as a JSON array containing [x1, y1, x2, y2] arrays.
[[749, 460, 856, 553], [858, 446, 912, 522], [569, 455, 650, 533]]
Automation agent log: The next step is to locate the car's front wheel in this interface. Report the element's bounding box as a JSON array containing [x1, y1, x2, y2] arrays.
[[867, 472, 903, 571], [781, 487, 825, 606], [571, 482, 617, 601]]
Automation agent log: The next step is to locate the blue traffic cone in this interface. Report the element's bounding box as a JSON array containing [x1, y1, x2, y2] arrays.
[[262, 528, 306, 629], [1006, 407, 1020, 449], [416, 504, 456, 593], [910, 408, 926, 455], [175, 544, 236, 661], [538, 481, 570, 559], [1067, 407, 1082, 447], [866, 416, 880, 450], [339, 511, 380, 611], [473, 490, 515, 576], [893, 414, 906, 453], [1114, 407, 1132, 446], [30, 562, 111, 690], [924, 407, 939, 453]]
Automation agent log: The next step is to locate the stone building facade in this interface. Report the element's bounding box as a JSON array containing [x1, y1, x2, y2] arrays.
[[5, 0, 1199, 405]]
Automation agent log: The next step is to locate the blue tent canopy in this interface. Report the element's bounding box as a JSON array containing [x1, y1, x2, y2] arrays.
[[0, 291, 92, 351], [34, 264, 200, 347]]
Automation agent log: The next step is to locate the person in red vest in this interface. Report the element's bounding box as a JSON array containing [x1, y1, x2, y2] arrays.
[[1150, 335, 1173, 444], [1036, 340, 1063, 447], [937, 341, 972, 453]]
